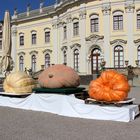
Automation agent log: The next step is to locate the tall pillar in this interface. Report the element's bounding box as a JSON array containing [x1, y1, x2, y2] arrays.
[[11, 25, 17, 71], [102, 2, 111, 67], [52, 16, 59, 64], [58, 20, 63, 64], [66, 14, 73, 67], [79, 8, 87, 75], [125, 1, 135, 66]]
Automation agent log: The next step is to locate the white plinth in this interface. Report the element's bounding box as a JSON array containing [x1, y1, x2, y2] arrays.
[[0, 93, 139, 122]]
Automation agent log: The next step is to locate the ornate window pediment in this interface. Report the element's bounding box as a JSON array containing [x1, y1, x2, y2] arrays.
[[29, 50, 38, 55], [136, 9, 140, 13], [61, 46, 68, 51], [31, 30, 37, 34], [86, 34, 104, 42], [19, 32, 24, 36], [42, 49, 52, 54], [134, 39, 140, 44], [44, 27, 51, 32], [112, 10, 124, 15], [89, 13, 99, 18], [18, 51, 26, 56], [72, 17, 79, 22], [110, 39, 127, 45], [70, 43, 81, 50]]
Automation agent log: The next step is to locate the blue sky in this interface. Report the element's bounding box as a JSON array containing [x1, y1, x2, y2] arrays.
[[0, 0, 56, 20]]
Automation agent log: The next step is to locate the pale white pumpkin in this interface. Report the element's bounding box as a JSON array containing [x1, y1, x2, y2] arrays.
[[3, 71, 37, 94]]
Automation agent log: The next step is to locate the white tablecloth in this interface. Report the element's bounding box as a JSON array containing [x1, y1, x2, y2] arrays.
[[0, 93, 139, 122]]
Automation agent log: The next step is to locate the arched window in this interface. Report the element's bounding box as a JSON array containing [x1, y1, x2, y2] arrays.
[[19, 33, 24, 46], [114, 45, 124, 68], [63, 25, 67, 39], [31, 55, 36, 72], [138, 46, 140, 66], [73, 18, 79, 36], [63, 50, 67, 65], [31, 31, 37, 45], [91, 48, 101, 73], [90, 14, 99, 32], [113, 10, 123, 30], [45, 31, 50, 43], [19, 56, 24, 71], [74, 49, 79, 71], [45, 53, 50, 68], [0, 40, 2, 50], [137, 10, 140, 29], [137, 14, 140, 29], [44, 28, 51, 43]]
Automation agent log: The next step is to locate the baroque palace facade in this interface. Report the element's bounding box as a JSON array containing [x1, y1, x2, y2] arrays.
[[7, 0, 140, 75]]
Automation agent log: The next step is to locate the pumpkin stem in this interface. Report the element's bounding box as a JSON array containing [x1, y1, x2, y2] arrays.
[[48, 74, 53, 78]]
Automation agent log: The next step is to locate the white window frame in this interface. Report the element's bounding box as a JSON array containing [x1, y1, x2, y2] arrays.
[[90, 14, 99, 33], [19, 33, 24, 46], [0, 40, 2, 49], [73, 18, 79, 37], [74, 49, 79, 72], [31, 54, 36, 72], [63, 25, 67, 40], [114, 45, 124, 68], [19, 55, 24, 71], [45, 53, 51, 68], [137, 10, 140, 29], [113, 10, 124, 30], [31, 30, 37, 45], [44, 28, 51, 43], [138, 45, 140, 66]]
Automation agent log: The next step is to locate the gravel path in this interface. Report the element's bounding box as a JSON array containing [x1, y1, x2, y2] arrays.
[[0, 87, 139, 140]]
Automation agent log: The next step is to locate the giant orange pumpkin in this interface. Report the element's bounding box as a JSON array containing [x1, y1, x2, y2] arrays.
[[88, 70, 130, 102], [38, 64, 80, 88]]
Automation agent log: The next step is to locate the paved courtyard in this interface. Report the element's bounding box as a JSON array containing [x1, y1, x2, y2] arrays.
[[0, 86, 139, 140]]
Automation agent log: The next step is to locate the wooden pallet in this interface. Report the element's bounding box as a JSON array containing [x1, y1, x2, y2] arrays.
[[85, 98, 135, 107]]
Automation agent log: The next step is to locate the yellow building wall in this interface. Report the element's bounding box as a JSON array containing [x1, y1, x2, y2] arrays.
[[14, 0, 140, 72], [133, 4, 140, 61], [16, 17, 53, 71]]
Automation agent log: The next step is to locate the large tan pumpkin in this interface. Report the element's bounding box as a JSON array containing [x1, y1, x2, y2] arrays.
[[3, 71, 37, 94], [38, 64, 80, 88], [88, 70, 130, 102]]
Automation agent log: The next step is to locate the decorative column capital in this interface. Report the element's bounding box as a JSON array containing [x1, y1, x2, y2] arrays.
[[57, 19, 63, 28], [102, 4, 111, 15], [79, 10, 86, 20], [52, 16, 59, 29], [11, 26, 17, 36], [125, 3, 135, 13], [66, 14, 72, 24], [52, 21, 58, 29]]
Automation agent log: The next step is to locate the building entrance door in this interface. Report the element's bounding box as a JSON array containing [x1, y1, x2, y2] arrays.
[[91, 48, 101, 74]]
